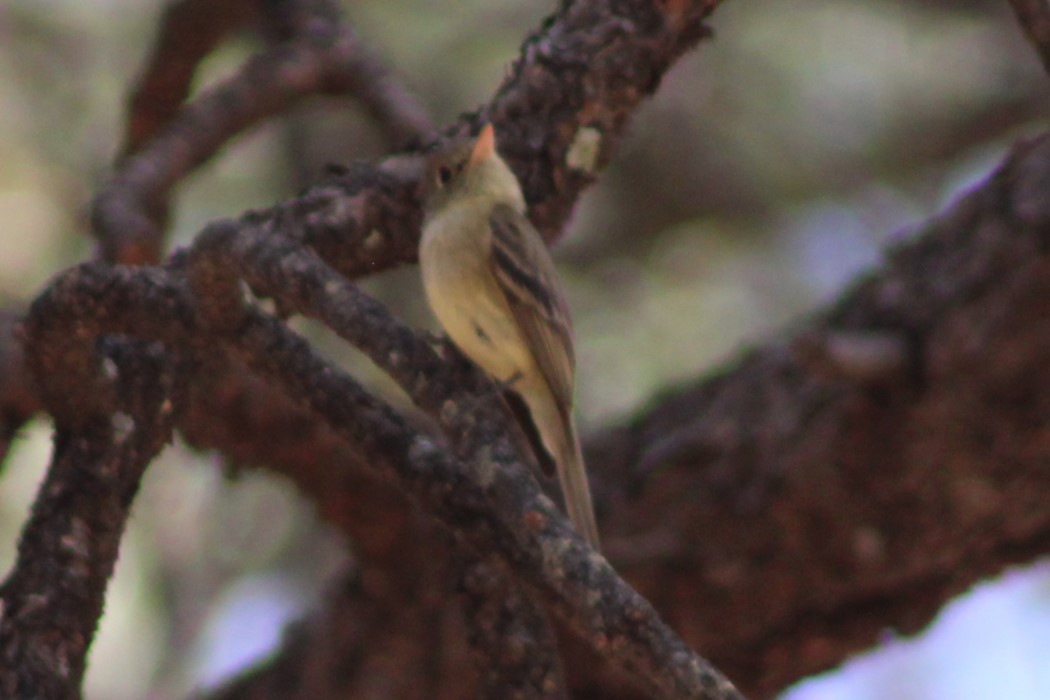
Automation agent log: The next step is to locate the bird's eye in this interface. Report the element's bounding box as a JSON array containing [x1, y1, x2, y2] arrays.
[[437, 165, 453, 185]]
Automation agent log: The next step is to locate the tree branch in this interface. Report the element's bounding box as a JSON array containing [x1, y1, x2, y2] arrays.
[[98, 0, 432, 264], [186, 222, 743, 699], [121, 0, 259, 156], [585, 131, 1050, 697], [0, 321, 178, 697], [454, 551, 568, 700], [94, 0, 721, 270], [206, 129, 1048, 699], [2, 0, 1045, 698], [3, 219, 746, 697]]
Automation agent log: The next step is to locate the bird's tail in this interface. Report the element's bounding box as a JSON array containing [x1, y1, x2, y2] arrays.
[[557, 420, 601, 551], [518, 376, 601, 550]]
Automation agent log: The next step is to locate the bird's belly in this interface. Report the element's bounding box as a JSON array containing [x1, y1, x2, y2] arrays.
[[430, 279, 529, 382], [421, 248, 529, 382]]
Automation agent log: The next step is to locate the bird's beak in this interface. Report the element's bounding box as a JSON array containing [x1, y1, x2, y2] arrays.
[[469, 123, 496, 168]]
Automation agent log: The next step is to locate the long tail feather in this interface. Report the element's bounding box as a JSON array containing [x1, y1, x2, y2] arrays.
[[558, 422, 600, 551]]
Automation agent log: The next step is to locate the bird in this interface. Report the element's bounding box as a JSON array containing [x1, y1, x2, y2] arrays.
[[418, 123, 600, 550]]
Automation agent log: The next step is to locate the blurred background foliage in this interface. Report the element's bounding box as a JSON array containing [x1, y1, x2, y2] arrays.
[[0, 0, 1047, 698]]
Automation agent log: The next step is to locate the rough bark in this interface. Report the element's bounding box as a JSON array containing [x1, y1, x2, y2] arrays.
[[191, 130, 1050, 700], [587, 133, 1050, 697], [0, 0, 1046, 699]]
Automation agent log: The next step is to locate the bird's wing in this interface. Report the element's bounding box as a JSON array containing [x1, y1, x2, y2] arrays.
[[487, 203, 576, 418]]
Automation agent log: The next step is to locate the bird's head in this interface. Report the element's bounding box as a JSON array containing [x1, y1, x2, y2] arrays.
[[423, 123, 526, 216]]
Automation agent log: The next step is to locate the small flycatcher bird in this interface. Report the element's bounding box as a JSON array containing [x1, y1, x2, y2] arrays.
[[419, 123, 601, 550]]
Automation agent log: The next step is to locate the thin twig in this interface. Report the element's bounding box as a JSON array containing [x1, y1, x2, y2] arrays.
[[98, 0, 431, 264], [96, 27, 376, 264], [315, 25, 433, 147], [260, 0, 433, 147], [122, 0, 259, 155]]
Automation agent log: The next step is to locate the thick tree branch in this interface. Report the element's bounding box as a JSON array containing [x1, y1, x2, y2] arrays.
[[0, 324, 178, 697], [584, 132, 1050, 697], [2, 232, 744, 698], [2, 0, 1045, 698], [186, 223, 742, 699], [195, 130, 1049, 700]]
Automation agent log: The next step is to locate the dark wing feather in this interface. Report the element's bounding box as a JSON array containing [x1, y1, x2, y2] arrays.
[[488, 204, 576, 418]]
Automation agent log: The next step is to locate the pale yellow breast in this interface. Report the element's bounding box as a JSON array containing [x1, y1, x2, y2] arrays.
[[420, 204, 532, 383]]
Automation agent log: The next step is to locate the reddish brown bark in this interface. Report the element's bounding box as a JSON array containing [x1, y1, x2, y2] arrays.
[[0, 0, 1046, 698]]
